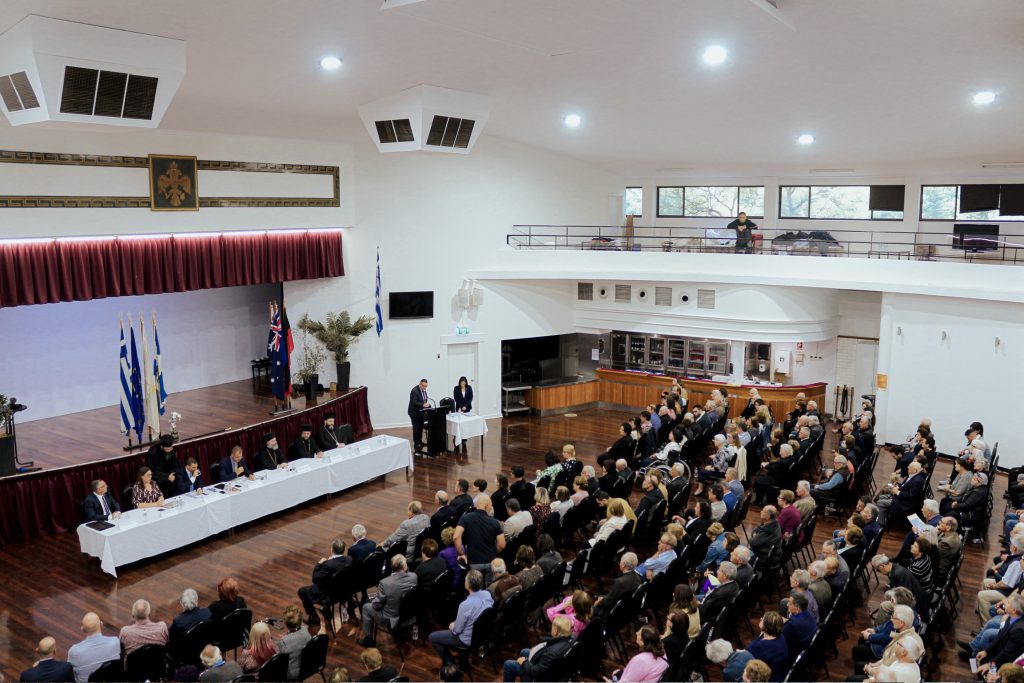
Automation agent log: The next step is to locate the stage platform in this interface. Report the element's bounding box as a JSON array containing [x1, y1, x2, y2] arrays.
[[0, 381, 372, 546], [15, 379, 345, 471]]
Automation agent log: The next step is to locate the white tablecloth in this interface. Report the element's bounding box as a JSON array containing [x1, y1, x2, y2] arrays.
[[446, 413, 488, 447], [78, 436, 413, 577]]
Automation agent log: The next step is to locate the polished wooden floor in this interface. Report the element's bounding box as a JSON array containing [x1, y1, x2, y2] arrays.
[[0, 409, 1001, 682], [14, 379, 343, 470]]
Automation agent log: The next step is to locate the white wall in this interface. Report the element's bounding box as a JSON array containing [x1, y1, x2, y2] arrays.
[[0, 283, 277, 422], [285, 135, 621, 427], [876, 292, 1016, 463]]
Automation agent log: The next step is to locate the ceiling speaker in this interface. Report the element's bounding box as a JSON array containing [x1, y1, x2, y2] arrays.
[[598, 286, 608, 298], [680, 293, 690, 303], [638, 289, 648, 300]]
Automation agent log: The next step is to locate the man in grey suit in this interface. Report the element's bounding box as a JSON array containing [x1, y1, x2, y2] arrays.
[[383, 501, 431, 563], [357, 555, 418, 647], [198, 645, 243, 682]]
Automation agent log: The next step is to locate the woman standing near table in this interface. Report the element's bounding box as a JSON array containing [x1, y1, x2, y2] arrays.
[[131, 467, 165, 509], [453, 376, 473, 413]]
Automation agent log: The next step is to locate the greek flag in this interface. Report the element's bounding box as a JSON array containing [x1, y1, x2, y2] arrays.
[[153, 315, 168, 414], [374, 247, 384, 337], [119, 320, 132, 437]]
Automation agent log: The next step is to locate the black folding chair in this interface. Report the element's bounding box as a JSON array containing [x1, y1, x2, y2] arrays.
[[125, 644, 167, 682], [88, 660, 126, 682], [257, 653, 289, 682], [297, 633, 329, 682], [218, 608, 253, 657]]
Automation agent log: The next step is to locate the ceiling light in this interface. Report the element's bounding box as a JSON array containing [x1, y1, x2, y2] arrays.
[[319, 56, 342, 71], [702, 45, 728, 66], [797, 133, 815, 145], [973, 91, 996, 105], [563, 113, 582, 128]]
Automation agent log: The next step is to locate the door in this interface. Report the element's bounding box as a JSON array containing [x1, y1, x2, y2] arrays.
[[853, 340, 879, 406], [448, 343, 479, 411]]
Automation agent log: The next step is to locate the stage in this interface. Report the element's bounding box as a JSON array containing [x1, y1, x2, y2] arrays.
[[0, 380, 372, 545], [14, 379, 345, 471]]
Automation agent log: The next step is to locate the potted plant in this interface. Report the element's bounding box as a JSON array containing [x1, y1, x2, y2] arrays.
[[295, 331, 328, 400], [297, 311, 375, 390]]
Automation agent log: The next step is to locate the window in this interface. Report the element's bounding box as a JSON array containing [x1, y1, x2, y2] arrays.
[[625, 187, 643, 217], [656, 185, 764, 218], [920, 185, 1024, 221], [779, 185, 904, 220]]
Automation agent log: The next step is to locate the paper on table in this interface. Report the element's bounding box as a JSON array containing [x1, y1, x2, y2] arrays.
[[907, 513, 927, 531], [970, 658, 978, 674]]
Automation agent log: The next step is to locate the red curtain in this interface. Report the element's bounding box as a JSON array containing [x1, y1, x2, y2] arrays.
[[0, 230, 345, 308], [0, 388, 373, 546]]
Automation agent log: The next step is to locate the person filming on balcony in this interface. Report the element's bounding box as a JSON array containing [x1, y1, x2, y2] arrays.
[[727, 211, 757, 254]]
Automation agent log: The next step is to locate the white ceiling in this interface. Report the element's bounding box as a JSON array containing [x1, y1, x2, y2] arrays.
[[0, 0, 1022, 176]]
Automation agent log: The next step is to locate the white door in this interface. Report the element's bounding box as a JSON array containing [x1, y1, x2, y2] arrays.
[[447, 343, 479, 410], [853, 341, 879, 406]]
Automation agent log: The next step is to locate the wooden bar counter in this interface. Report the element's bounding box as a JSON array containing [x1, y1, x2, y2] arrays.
[[594, 368, 826, 417]]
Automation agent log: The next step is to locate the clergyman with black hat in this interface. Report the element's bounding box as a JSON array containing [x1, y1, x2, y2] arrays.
[[317, 414, 345, 451], [254, 433, 287, 472], [146, 434, 179, 497], [289, 423, 323, 460]]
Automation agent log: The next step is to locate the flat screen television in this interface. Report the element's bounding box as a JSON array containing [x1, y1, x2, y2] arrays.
[[389, 291, 434, 319], [953, 223, 999, 252]]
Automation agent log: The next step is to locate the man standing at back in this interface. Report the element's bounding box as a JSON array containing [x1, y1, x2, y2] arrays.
[[68, 613, 120, 683], [408, 379, 430, 452], [455, 495, 506, 585]]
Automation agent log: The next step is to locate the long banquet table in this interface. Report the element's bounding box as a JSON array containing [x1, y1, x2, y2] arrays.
[[78, 435, 412, 577]]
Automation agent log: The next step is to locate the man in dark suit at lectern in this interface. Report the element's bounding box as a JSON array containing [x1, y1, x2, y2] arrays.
[[408, 379, 430, 451]]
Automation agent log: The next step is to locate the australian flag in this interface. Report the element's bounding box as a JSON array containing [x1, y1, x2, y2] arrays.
[[268, 305, 293, 401]]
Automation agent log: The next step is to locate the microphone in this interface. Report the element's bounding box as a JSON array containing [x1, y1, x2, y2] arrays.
[[428, 398, 436, 408]]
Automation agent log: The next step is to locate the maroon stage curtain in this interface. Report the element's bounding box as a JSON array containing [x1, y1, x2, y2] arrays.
[[0, 230, 345, 308], [0, 387, 373, 547]]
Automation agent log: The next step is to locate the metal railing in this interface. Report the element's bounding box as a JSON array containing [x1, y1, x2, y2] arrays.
[[507, 224, 1024, 264]]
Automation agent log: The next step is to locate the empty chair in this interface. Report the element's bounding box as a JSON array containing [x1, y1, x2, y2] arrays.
[[125, 644, 167, 682], [297, 634, 329, 682], [257, 653, 290, 682]]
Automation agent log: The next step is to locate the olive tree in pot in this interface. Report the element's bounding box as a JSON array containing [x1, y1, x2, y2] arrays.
[[296, 311, 375, 391], [295, 331, 328, 401]]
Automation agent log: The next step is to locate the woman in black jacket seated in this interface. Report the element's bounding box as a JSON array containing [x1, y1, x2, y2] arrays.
[[603, 422, 634, 466], [598, 459, 620, 495], [208, 577, 247, 624]]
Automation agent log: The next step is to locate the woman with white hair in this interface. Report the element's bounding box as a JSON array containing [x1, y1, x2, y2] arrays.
[[705, 638, 753, 683], [695, 434, 734, 494]]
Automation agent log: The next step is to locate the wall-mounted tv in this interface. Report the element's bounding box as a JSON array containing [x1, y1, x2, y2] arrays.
[[389, 291, 434, 319], [953, 223, 1000, 252]]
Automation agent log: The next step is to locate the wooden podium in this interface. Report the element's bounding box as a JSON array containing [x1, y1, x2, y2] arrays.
[[0, 435, 15, 477], [423, 407, 450, 455]]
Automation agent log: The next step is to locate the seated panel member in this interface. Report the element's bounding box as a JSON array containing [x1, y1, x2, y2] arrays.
[[218, 446, 253, 482], [175, 457, 205, 495], [317, 414, 345, 451], [83, 479, 121, 522], [453, 376, 474, 413], [253, 433, 287, 471], [131, 467, 165, 509], [289, 423, 323, 460]]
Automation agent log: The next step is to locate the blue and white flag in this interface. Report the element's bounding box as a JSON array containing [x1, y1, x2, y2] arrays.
[[374, 247, 384, 337], [153, 314, 168, 415], [119, 320, 132, 437], [128, 316, 145, 441]]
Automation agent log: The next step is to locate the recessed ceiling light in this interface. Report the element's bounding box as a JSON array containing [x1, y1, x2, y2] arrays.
[[797, 133, 815, 145], [702, 45, 728, 66], [319, 56, 342, 71], [973, 91, 996, 105], [563, 113, 582, 128]]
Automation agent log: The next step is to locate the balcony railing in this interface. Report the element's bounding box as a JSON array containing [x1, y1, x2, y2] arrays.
[[507, 224, 1024, 264]]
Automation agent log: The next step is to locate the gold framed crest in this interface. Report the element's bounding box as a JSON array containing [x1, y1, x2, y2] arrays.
[[149, 154, 199, 211]]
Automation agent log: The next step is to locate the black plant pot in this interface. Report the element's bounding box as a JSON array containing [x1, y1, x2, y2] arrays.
[[304, 374, 319, 401], [336, 362, 351, 391]]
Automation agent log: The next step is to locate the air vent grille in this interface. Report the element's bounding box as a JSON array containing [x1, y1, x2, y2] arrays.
[[0, 71, 40, 111], [697, 288, 716, 309], [426, 115, 475, 148], [615, 284, 631, 303], [655, 286, 672, 306], [60, 66, 157, 120], [577, 282, 593, 301], [375, 119, 414, 144]]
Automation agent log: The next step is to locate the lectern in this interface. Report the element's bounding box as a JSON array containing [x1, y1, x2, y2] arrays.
[[423, 406, 450, 455]]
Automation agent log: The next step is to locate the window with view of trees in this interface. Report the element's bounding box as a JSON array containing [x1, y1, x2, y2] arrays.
[[779, 185, 904, 220], [657, 186, 764, 218], [920, 185, 1024, 221], [625, 187, 643, 217]]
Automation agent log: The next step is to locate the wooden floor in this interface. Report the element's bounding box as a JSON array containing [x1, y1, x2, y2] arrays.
[[0, 409, 1001, 682], [14, 379, 341, 471]]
